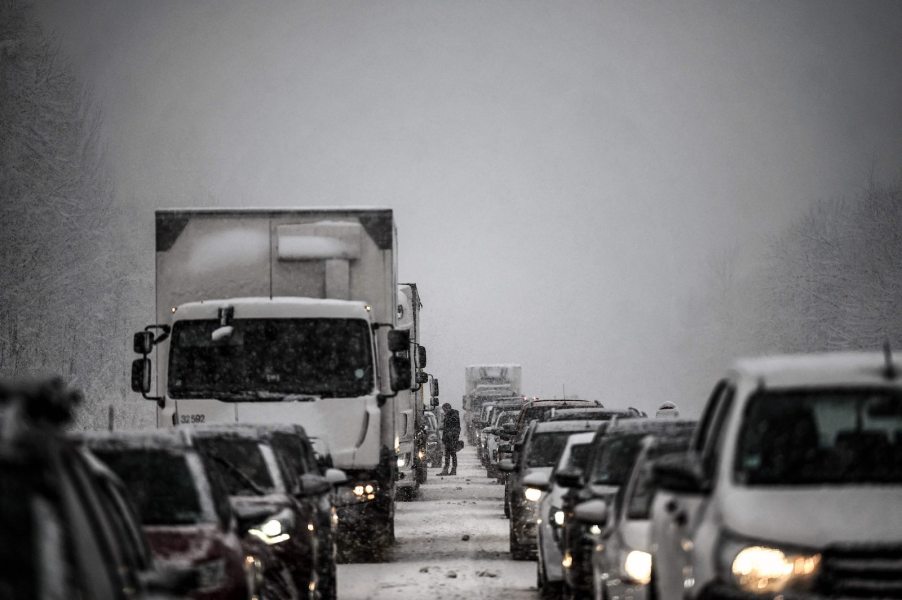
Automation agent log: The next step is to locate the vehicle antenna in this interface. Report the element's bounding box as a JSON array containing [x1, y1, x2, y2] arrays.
[[883, 339, 897, 380]]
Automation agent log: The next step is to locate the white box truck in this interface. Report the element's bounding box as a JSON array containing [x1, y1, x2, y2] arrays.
[[396, 283, 429, 494], [462, 364, 522, 442], [130, 208, 412, 553]]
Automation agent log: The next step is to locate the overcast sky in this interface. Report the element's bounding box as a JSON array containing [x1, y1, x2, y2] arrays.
[[39, 0, 902, 414]]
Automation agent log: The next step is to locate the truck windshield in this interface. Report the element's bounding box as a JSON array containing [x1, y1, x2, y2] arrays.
[[168, 318, 374, 399], [735, 389, 902, 485]]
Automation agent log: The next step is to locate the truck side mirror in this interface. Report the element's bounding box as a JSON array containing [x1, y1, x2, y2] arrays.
[[388, 329, 410, 353], [131, 358, 152, 393], [133, 331, 155, 355], [430, 378, 440, 398], [416, 372, 429, 385], [417, 345, 427, 368], [431, 397, 439, 408], [389, 356, 412, 391]]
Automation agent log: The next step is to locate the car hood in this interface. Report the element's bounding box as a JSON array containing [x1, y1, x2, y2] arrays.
[[720, 485, 902, 547]]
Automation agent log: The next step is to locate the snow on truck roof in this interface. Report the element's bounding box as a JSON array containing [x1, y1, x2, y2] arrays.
[[157, 207, 392, 214], [172, 297, 371, 319], [731, 351, 902, 388]]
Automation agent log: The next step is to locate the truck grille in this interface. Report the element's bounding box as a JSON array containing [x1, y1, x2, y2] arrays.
[[819, 545, 902, 598]]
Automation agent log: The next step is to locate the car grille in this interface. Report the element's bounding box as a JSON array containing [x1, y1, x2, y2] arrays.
[[819, 545, 902, 598]]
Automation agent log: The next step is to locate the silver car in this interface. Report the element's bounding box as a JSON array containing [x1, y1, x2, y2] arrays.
[[589, 430, 693, 600]]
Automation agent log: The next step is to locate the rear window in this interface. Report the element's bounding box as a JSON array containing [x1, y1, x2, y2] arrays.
[[95, 450, 206, 525]]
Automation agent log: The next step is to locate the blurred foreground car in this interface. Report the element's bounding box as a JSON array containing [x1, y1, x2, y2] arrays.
[[560, 418, 695, 599], [0, 378, 192, 600], [82, 430, 260, 600], [536, 431, 595, 598], [651, 352, 902, 600], [502, 419, 605, 560], [586, 429, 693, 600]]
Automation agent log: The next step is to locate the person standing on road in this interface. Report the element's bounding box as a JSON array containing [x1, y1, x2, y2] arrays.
[[440, 402, 460, 476]]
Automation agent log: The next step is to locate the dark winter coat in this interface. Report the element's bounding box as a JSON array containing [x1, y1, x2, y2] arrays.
[[442, 409, 461, 442]]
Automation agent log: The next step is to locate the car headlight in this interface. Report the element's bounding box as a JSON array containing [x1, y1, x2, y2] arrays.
[[623, 550, 652, 585], [397, 455, 407, 468], [248, 509, 293, 545], [524, 487, 543, 502], [553, 509, 565, 526], [722, 542, 820, 594], [195, 557, 227, 589]]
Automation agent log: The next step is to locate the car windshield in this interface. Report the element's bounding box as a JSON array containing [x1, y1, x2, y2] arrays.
[[496, 411, 518, 427], [168, 318, 374, 399], [735, 388, 902, 485], [525, 432, 571, 467], [566, 442, 592, 470], [195, 437, 277, 495], [590, 433, 645, 485], [626, 436, 693, 520], [94, 450, 207, 525]]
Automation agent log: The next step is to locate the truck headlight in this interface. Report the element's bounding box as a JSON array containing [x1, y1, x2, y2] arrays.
[[623, 550, 652, 585], [337, 481, 379, 504], [397, 455, 406, 468], [553, 509, 565, 526], [727, 545, 820, 593], [524, 487, 543, 502]]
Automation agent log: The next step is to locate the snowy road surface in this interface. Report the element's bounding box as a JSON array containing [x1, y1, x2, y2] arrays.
[[338, 446, 538, 599]]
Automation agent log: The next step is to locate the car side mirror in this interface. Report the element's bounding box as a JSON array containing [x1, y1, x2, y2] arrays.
[[296, 474, 330, 496], [652, 452, 710, 494], [131, 358, 151, 394], [417, 345, 427, 368], [522, 471, 550, 491], [573, 499, 609, 526], [498, 459, 516, 472], [133, 331, 155, 355], [430, 378, 440, 398], [325, 468, 347, 485], [388, 329, 410, 353], [389, 356, 412, 392], [554, 467, 583, 488]]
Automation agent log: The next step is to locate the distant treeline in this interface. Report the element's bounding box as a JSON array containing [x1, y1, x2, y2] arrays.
[[0, 0, 152, 429], [679, 181, 902, 400]]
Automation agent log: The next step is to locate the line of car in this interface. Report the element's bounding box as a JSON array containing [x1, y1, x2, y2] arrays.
[[466, 350, 902, 600], [1, 378, 350, 600]]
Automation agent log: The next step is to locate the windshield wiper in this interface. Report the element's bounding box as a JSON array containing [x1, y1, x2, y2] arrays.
[[205, 452, 266, 496]]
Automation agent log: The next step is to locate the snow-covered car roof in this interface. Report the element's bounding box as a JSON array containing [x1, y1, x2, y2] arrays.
[[605, 418, 697, 437], [732, 351, 902, 388], [548, 408, 635, 421], [73, 428, 191, 450], [533, 419, 607, 434]]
